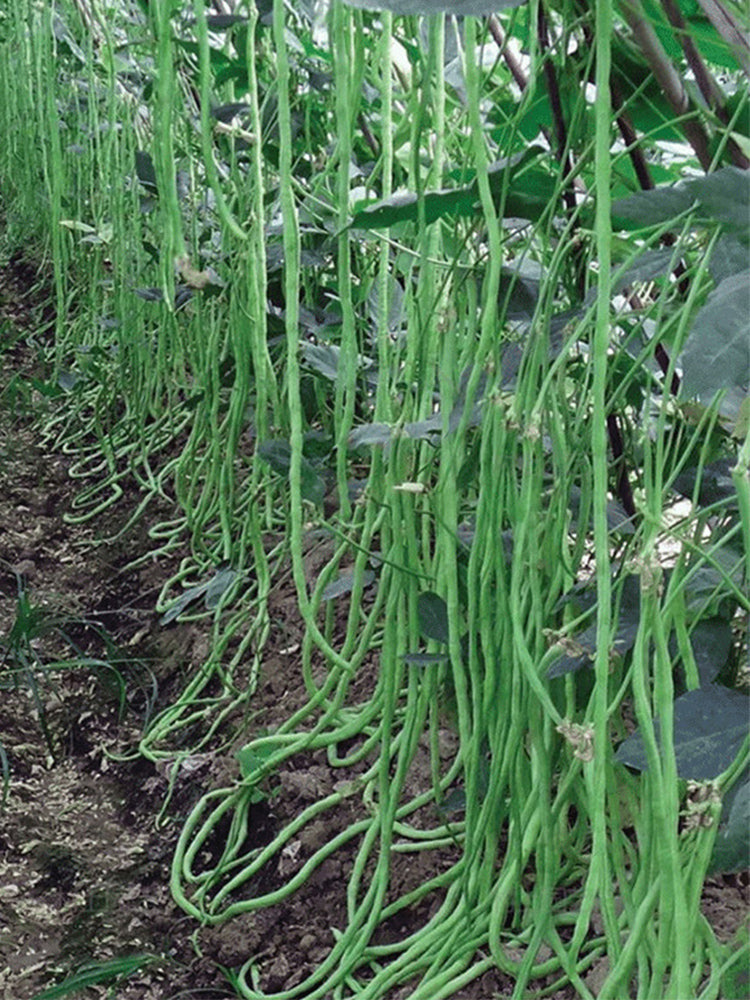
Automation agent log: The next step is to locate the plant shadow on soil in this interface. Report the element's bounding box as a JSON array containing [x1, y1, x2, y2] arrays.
[[1, 255, 748, 1000]]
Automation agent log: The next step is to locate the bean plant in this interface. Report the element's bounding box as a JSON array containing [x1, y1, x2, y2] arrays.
[[0, 0, 748, 998]]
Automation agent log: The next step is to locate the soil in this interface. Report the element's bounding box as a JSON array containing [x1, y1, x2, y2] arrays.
[[1, 252, 748, 1000]]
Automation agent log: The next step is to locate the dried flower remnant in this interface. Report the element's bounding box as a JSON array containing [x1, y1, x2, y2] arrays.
[[682, 780, 722, 831], [556, 720, 595, 762]]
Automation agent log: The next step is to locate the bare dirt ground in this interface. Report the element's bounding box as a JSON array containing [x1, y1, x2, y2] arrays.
[[1, 252, 748, 1000]]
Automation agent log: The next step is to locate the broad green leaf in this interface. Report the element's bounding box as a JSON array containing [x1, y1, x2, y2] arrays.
[[615, 685, 750, 778], [204, 566, 239, 609], [301, 342, 376, 384], [548, 575, 641, 678], [684, 7, 750, 70], [547, 616, 640, 678], [404, 416, 442, 438], [684, 168, 750, 232], [352, 187, 478, 229], [301, 343, 341, 381], [57, 371, 79, 391], [236, 741, 281, 780], [211, 102, 252, 123], [671, 458, 738, 507], [59, 219, 97, 235], [348, 419, 436, 447], [641, 0, 697, 65], [496, 267, 540, 320], [718, 939, 750, 1000], [493, 76, 558, 144], [176, 39, 248, 90], [436, 787, 467, 814], [258, 439, 327, 506], [134, 287, 164, 301], [567, 488, 637, 539], [343, 0, 525, 13], [203, 14, 248, 29], [134, 150, 157, 192], [680, 271, 750, 422], [683, 543, 744, 621], [161, 580, 210, 625], [709, 772, 750, 875], [709, 235, 750, 286], [613, 167, 750, 233], [417, 592, 451, 645], [321, 570, 375, 600], [351, 149, 554, 229], [612, 186, 694, 228], [161, 567, 238, 623], [349, 377, 487, 449], [29, 377, 62, 399], [300, 467, 327, 507], [257, 439, 292, 475], [611, 247, 679, 293], [403, 652, 450, 666], [686, 618, 734, 686], [348, 423, 393, 447], [610, 38, 684, 145]]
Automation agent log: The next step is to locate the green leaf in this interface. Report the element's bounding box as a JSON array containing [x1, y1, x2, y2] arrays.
[[161, 580, 210, 625], [567, 488, 637, 540], [615, 684, 750, 779], [301, 343, 342, 381], [496, 266, 540, 321], [30, 955, 159, 999], [612, 186, 694, 228], [57, 371, 79, 392], [613, 167, 750, 233], [347, 416, 444, 447], [352, 188, 475, 229], [351, 149, 553, 230], [176, 39, 248, 90], [611, 247, 679, 293], [684, 168, 750, 233], [348, 378, 488, 450], [671, 458, 738, 508], [343, 0, 525, 14], [211, 102, 252, 123], [719, 940, 750, 1000], [547, 617, 640, 678], [134, 150, 157, 193], [687, 618, 733, 686], [258, 439, 327, 507], [680, 271, 750, 423], [203, 14, 248, 29], [321, 571, 375, 601], [548, 575, 641, 678], [709, 235, 750, 286], [403, 652, 450, 666], [684, 6, 749, 70], [236, 741, 280, 780], [160, 566, 238, 623], [258, 439, 294, 476], [608, 31, 687, 143], [436, 787, 467, 814], [417, 592, 450, 645], [348, 423, 393, 447], [204, 566, 239, 609], [301, 342, 376, 384], [709, 772, 750, 875], [683, 544, 745, 621], [301, 466, 326, 507]]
